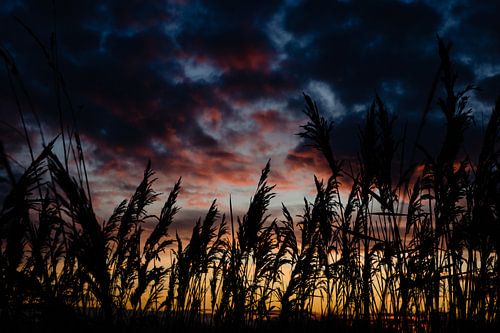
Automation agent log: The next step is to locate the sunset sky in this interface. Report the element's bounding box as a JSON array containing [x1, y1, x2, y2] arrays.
[[1, 0, 499, 235]]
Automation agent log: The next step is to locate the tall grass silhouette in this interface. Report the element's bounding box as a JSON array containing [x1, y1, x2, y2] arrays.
[[1, 33, 499, 333]]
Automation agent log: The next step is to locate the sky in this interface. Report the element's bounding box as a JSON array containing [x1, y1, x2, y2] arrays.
[[1, 0, 499, 235]]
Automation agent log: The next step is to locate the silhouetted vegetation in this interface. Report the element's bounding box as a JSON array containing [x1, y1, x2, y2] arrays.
[[1, 32, 499, 333]]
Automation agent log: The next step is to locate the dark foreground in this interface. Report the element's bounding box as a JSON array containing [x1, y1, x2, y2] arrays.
[[2, 312, 499, 333]]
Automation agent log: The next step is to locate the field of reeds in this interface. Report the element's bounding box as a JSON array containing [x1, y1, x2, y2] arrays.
[[1, 34, 499, 333]]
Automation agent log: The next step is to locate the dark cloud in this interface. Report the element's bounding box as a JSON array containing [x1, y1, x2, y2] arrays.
[[477, 75, 500, 104], [218, 69, 295, 102], [283, 0, 442, 111], [447, 0, 500, 63], [1, 0, 499, 217]]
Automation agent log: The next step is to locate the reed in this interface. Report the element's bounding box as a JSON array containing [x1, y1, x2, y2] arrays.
[[1, 33, 499, 333]]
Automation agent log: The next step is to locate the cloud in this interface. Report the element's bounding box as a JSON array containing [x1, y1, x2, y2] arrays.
[[1, 0, 499, 228], [306, 80, 346, 119]]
